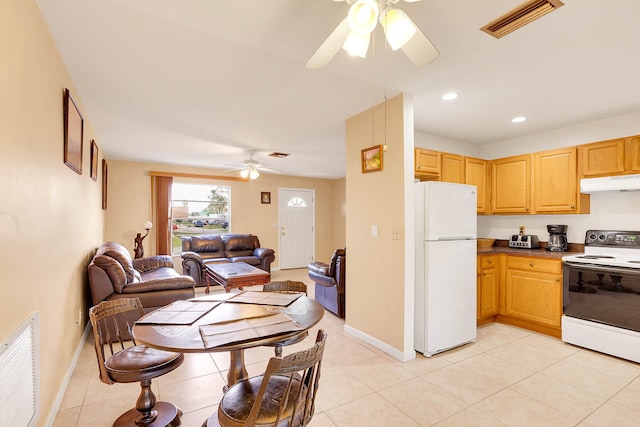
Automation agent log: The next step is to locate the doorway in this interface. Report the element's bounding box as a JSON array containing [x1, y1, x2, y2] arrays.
[[278, 188, 315, 269]]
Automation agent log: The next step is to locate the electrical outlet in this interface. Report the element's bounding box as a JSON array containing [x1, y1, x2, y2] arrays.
[[391, 227, 402, 240], [519, 226, 526, 235]]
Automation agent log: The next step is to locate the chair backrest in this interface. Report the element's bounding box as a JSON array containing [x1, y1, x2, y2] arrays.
[[245, 329, 327, 426], [89, 298, 145, 385], [263, 280, 308, 295]]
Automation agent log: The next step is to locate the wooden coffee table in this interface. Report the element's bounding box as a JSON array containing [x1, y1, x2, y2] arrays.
[[204, 262, 270, 293]]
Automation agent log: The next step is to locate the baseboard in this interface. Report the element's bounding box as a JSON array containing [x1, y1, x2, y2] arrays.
[[343, 324, 416, 362], [44, 322, 91, 427]]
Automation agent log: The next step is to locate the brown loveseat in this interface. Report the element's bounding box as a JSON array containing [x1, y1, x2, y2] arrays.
[[308, 248, 346, 318], [88, 242, 195, 311], [181, 234, 275, 287]]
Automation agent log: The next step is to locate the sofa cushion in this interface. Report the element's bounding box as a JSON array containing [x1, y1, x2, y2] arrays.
[[223, 234, 256, 257], [191, 235, 225, 253], [97, 242, 136, 284], [92, 255, 127, 293]]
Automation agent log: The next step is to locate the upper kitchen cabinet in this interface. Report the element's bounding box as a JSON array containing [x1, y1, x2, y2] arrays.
[[533, 147, 590, 214], [579, 138, 625, 177], [625, 136, 640, 172], [465, 157, 490, 214], [491, 154, 531, 214], [414, 148, 440, 180], [440, 153, 465, 184]]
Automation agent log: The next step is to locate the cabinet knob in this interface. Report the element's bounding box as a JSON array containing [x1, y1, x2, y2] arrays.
[[529, 262, 534, 267], [556, 278, 560, 282], [570, 205, 575, 209], [487, 260, 493, 264]]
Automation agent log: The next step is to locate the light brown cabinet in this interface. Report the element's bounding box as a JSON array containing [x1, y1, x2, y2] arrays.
[[477, 255, 499, 325], [465, 157, 490, 214], [626, 136, 640, 172], [579, 138, 626, 177], [500, 256, 562, 337], [491, 154, 531, 214], [414, 148, 440, 180], [533, 147, 589, 214], [440, 153, 465, 183]]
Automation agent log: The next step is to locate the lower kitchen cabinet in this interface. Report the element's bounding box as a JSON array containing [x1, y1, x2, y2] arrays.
[[499, 256, 563, 337], [477, 254, 499, 325]]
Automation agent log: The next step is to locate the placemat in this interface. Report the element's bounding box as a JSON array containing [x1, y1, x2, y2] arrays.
[[136, 300, 221, 325], [199, 313, 303, 348]]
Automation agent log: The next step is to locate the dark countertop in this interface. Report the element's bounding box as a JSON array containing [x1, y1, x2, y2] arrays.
[[477, 239, 584, 259]]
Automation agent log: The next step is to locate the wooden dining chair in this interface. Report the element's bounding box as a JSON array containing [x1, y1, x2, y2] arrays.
[[216, 329, 327, 427], [89, 298, 184, 427], [262, 280, 309, 356]]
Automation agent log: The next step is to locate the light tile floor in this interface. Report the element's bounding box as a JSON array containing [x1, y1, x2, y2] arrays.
[[54, 268, 640, 427]]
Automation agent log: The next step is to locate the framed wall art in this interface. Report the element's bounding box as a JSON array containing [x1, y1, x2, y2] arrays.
[[361, 144, 383, 173], [63, 88, 83, 174], [261, 192, 271, 204], [90, 140, 99, 181], [101, 159, 108, 210]]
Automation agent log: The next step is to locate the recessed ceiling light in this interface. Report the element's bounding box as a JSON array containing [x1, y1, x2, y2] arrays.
[[512, 116, 526, 123], [441, 92, 458, 101]]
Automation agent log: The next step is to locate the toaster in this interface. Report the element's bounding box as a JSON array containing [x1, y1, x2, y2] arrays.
[[509, 234, 540, 249]]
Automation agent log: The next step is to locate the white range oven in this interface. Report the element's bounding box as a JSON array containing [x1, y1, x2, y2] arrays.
[[562, 230, 640, 363]]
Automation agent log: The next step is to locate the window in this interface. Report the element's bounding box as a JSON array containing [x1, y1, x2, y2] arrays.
[[287, 197, 307, 207], [171, 182, 230, 255]]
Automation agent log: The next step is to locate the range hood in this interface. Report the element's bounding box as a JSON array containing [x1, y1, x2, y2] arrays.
[[580, 174, 640, 193]]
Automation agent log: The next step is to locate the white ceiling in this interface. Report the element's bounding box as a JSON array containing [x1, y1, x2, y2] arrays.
[[36, 0, 640, 179]]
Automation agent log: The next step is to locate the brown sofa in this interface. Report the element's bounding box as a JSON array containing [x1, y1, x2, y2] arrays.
[[308, 248, 346, 318], [88, 242, 195, 311], [180, 234, 275, 287]]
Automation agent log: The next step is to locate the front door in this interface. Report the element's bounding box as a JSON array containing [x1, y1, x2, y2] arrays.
[[278, 188, 314, 269]]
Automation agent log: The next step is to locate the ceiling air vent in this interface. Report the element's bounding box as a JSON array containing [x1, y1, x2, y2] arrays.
[[480, 0, 564, 39], [269, 152, 290, 158]]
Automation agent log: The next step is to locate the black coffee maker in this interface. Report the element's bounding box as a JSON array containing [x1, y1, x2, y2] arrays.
[[547, 224, 568, 252]]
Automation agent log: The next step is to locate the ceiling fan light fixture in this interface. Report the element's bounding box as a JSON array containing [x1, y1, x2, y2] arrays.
[[249, 168, 260, 180], [381, 8, 417, 51], [239, 168, 250, 179], [343, 31, 370, 57], [347, 0, 379, 34]]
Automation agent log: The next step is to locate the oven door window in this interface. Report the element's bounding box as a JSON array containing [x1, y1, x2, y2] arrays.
[[563, 262, 640, 333]]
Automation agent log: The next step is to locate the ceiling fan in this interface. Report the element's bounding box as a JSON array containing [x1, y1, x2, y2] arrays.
[[306, 0, 439, 69], [224, 150, 282, 180]]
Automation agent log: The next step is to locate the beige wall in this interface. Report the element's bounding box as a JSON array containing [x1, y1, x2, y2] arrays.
[[105, 160, 344, 268], [345, 94, 413, 358], [1, 1, 104, 425]]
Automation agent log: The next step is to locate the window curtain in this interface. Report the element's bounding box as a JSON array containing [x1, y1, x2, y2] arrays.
[[151, 175, 172, 255]]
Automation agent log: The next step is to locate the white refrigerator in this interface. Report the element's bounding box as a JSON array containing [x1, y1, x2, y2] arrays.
[[415, 181, 477, 356]]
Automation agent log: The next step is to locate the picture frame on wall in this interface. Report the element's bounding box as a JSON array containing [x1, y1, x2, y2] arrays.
[[102, 159, 108, 210], [361, 144, 383, 173], [63, 88, 83, 174], [261, 192, 271, 204], [90, 140, 99, 181]]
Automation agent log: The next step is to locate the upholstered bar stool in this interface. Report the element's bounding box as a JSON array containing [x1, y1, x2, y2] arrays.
[[89, 298, 184, 427], [262, 280, 309, 356], [212, 329, 327, 427]]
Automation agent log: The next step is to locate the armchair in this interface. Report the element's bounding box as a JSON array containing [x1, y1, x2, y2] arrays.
[[308, 248, 346, 318], [88, 242, 195, 312]]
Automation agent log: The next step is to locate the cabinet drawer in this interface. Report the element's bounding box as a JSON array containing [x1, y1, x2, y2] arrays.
[[480, 255, 497, 269], [506, 256, 561, 274]]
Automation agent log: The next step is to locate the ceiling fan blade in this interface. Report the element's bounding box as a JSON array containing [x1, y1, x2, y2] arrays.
[[400, 23, 439, 67], [305, 17, 351, 69], [257, 166, 282, 174]]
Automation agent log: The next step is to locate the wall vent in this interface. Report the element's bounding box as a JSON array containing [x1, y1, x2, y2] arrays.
[[0, 313, 39, 427], [480, 0, 564, 39]]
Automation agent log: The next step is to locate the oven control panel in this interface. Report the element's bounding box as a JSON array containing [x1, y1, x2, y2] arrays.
[[585, 230, 640, 247]]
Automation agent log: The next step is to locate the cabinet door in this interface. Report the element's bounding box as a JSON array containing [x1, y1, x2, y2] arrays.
[[626, 136, 640, 172], [465, 157, 490, 214], [579, 138, 625, 177], [533, 147, 579, 213], [477, 255, 498, 321], [441, 153, 465, 183], [503, 258, 562, 327], [414, 148, 440, 180], [491, 154, 531, 214]]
